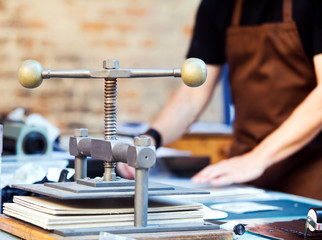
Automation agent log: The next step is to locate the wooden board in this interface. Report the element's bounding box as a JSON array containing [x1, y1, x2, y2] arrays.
[[0, 215, 234, 240], [165, 134, 233, 164], [116, 230, 234, 240]]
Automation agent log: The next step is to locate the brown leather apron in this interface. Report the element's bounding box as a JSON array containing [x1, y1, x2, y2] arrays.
[[226, 0, 322, 199]]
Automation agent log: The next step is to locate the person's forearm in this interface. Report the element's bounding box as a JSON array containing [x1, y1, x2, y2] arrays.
[[252, 55, 322, 168], [151, 64, 222, 146], [192, 55, 322, 187]]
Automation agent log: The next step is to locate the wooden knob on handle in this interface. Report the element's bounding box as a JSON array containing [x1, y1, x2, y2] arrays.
[[18, 60, 43, 88], [181, 58, 207, 87]]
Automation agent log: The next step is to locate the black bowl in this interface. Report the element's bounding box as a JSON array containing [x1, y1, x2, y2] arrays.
[[158, 156, 210, 178]]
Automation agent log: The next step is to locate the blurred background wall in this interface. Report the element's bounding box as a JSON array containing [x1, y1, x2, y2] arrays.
[[0, 0, 224, 134]]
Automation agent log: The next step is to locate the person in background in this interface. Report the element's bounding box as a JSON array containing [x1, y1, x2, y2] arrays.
[[118, 0, 322, 200]]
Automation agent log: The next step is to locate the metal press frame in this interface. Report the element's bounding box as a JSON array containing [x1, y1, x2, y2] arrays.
[[17, 58, 207, 228]]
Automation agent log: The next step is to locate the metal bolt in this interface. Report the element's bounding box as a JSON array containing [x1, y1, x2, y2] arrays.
[[134, 136, 151, 147], [103, 162, 117, 181], [103, 59, 119, 69], [74, 128, 88, 137]]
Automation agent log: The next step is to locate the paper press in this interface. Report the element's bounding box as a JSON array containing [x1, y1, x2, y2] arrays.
[[13, 58, 224, 236]]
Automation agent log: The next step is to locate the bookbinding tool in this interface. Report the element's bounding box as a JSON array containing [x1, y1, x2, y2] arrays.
[[12, 58, 228, 237]]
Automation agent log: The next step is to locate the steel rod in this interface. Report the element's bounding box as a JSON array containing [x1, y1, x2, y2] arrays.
[[74, 156, 87, 181], [134, 168, 149, 227], [41, 68, 181, 79]]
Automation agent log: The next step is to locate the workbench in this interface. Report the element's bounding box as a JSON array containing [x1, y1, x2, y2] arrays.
[[1, 132, 321, 239], [1, 176, 321, 240], [150, 177, 322, 240]]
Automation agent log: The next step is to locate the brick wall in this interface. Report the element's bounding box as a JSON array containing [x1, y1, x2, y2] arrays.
[[0, 0, 224, 134]]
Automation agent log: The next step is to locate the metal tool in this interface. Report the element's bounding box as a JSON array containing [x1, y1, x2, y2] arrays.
[[304, 207, 322, 239], [16, 58, 207, 229]]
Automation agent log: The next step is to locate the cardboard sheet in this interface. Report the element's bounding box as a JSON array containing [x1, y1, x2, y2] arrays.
[[3, 196, 205, 230], [11, 195, 203, 215]]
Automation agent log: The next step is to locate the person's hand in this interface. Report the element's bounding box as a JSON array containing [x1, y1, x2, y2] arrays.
[[191, 151, 268, 186], [116, 162, 135, 180]]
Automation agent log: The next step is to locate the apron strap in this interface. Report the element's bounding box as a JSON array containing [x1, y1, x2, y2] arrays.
[[283, 0, 293, 22], [231, 0, 244, 26], [231, 0, 293, 26]]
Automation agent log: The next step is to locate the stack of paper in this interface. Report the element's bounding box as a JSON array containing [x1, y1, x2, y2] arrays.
[[3, 196, 204, 230]]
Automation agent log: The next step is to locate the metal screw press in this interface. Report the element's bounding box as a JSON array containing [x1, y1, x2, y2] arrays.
[[17, 58, 207, 228]]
